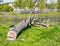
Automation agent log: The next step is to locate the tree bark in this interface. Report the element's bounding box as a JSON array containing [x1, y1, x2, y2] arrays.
[[7, 16, 33, 40]]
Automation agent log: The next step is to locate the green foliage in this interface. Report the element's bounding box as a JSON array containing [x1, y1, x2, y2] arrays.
[[57, 0, 60, 8], [14, 0, 22, 8], [47, 4, 56, 9], [38, 0, 46, 9], [0, 5, 3, 11], [46, 0, 56, 9], [14, 0, 35, 8], [57, 0, 60, 11], [27, 0, 34, 8], [14, 0, 46, 9], [0, 5, 13, 12]]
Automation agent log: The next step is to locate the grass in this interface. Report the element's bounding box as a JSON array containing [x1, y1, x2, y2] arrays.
[[0, 12, 60, 46], [0, 23, 60, 46]]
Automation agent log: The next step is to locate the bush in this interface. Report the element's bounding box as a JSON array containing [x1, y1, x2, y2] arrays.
[[0, 5, 13, 12]]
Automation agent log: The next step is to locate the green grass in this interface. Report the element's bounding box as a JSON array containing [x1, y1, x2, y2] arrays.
[[0, 23, 60, 46], [0, 12, 60, 46]]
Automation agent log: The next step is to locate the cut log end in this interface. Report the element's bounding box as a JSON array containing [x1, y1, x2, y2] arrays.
[[7, 31, 17, 40]]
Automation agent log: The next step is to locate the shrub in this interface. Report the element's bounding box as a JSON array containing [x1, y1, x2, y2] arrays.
[[0, 5, 13, 12]]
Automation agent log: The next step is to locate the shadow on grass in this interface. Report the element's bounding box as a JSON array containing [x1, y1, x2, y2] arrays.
[[17, 26, 32, 38]]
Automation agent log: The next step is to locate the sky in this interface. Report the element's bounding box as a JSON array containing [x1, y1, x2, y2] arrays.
[[47, 0, 57, 4], [2, 0, 57, 4], [4, 0, 14, 3]]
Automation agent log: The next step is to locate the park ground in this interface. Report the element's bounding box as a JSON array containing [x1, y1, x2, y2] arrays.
[[0, 12, 60, 46]]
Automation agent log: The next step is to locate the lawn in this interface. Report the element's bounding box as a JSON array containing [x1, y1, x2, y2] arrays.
[[0, 12, 60, 46]]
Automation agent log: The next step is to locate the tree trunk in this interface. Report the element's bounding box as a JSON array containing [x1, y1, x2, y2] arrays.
[[7, 1, 38, 40], [7, 16, 33, 40]]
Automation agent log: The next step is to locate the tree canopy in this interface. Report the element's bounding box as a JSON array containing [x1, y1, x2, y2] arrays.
[[13, 0, 46, 9]]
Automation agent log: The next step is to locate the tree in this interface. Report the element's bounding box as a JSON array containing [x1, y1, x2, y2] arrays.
[[57, 0, 60, 11], [50, 0, 56, 9], [13, 0, 47, 10], [14, 0, 34, 8], [14, 0, 22, 8], [37, 0, 46, 12], [0, 5, 13, 12]]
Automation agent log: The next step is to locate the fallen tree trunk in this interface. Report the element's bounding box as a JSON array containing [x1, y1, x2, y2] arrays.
[[7, 16, 33, 40], [7, 1, 38, 40]]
